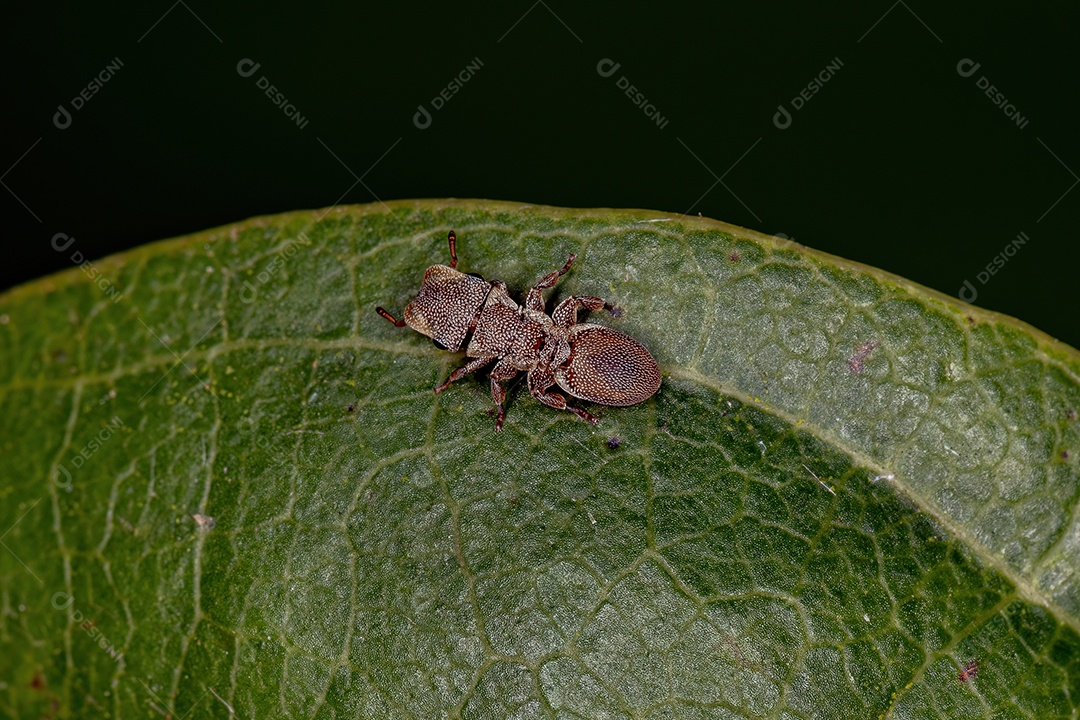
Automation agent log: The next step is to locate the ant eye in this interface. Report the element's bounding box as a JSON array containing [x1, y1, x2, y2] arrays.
[[466, 272, 484, 280], [432, 338, 450, 351]]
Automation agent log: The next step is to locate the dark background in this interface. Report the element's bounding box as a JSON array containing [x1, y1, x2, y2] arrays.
[[4, 2, 1078, 347]]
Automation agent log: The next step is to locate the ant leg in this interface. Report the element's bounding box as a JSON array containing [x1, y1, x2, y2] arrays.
[[527, 368, 598, 425], [525, 254, 576, 312], [488, 360, 519, 432], [447, 230, 458, 269], [551, 295, 607, 328], [375, 306, 406, 327], [434, 356, 493, 394]]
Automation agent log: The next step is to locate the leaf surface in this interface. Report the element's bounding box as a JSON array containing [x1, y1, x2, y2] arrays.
[[1, 200, 1078, 719]]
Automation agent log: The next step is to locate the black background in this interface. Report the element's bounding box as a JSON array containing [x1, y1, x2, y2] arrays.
[[4, 2, 1078, 347]]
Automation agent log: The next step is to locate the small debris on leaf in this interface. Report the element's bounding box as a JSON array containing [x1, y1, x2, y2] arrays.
[[847, 341, 878, 374], [192, 513, 216, 531], [958, 659, 979, 683]]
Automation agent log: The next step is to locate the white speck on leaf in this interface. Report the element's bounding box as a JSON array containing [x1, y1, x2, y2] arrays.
[[192, 513, 216, 531]]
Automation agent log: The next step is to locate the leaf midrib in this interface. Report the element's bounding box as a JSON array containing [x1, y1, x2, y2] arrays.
[[668, 365, 1079, 637]]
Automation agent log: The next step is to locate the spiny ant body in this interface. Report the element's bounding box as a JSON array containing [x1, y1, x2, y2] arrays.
[[376, 230, 661, 431]]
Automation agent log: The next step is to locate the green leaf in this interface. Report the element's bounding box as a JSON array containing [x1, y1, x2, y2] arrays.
[[2, 200, 1078, 719]]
